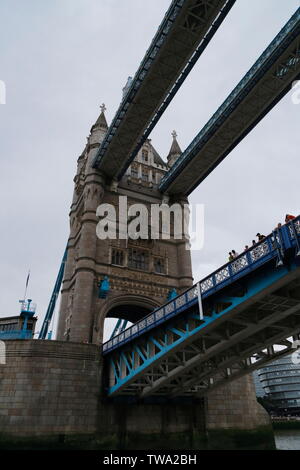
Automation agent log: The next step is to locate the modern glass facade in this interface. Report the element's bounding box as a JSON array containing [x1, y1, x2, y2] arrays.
[[253, 370, 265, 397], [256, 355, 300, 411]]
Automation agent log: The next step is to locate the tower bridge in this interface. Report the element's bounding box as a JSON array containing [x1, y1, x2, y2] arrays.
[[1, 0, 300, 450]]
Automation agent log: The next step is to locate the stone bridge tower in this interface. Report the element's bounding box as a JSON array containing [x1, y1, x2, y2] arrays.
[[56, 105, 193, 344], [55, 104, 271, 447]]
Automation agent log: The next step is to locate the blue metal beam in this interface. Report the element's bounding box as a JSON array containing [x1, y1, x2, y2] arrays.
[[110, 318, 129, 340], [107, 260, 299, 396], [38, 247, 67, 340]]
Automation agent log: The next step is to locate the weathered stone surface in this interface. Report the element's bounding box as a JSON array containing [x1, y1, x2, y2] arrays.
[[207, 374, 270, 430], [56, 126, 193, 344], [0, 340, 273, 449], [0, 340, 101, 437]]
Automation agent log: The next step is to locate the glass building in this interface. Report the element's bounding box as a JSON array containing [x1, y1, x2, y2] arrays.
[[255, 354, 300, 413], [253, 369, 265, 398]]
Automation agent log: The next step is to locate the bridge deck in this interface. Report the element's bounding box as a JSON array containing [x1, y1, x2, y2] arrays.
[[103, 217, 300, 397], [159, 7, 300, 195], [92, 0, 236, 179]]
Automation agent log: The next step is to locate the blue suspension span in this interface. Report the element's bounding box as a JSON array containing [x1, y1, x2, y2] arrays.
[[38, 247, 67, 340]]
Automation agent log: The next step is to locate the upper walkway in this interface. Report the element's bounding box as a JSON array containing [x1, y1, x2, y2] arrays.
[[92, 0, 236, 179], [159, 7, 300, 195]]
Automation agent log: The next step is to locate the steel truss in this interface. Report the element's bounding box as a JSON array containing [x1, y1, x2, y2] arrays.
[[107, 270, 300, 398]]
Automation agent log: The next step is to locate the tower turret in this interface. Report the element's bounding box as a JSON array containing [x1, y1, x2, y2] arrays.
[[167, 130, 182, 167], [89, 103, 108, 147]]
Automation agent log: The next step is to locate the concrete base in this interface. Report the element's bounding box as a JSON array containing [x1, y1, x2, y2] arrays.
[[0, 340, 275, 450]]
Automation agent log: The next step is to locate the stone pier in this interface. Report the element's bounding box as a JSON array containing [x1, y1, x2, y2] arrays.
[[0, 340, 275, 450]]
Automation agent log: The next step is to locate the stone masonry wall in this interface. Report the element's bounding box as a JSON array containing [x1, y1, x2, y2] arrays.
[[0, 340, 101, 437], [97, 400, 206, 436], [0, 340, 270, 444], [206, 374, 270, 430]]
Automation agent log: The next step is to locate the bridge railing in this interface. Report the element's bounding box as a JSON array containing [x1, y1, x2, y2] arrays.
[[103, 216, 300, 354]]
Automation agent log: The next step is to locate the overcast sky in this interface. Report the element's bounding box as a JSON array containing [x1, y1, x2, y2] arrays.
[[0, 0, 299, 340]]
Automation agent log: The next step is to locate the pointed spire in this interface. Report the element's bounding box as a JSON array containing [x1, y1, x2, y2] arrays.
[[167, 130, 182, 167], [91, 103, 108, 132], [95, 103, 108, 129]]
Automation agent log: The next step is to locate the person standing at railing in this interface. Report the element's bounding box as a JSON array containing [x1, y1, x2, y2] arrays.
[[228, 252, 234, 261], [285, 214, 295, 223], [256, 233, 266, 242], [232, 250, 239, 258], [244, 245, 249, 251]]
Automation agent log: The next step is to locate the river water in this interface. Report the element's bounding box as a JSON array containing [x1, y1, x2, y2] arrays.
[[274, 430, 300, 450]]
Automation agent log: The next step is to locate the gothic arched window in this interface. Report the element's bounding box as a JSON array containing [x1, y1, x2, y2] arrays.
[[112, 249, 124, 266], [154, 257, 166, 274], [128, 248, 149, 271]]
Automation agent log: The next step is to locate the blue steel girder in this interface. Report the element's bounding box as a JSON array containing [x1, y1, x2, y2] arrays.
[[110, 318, 128, 340], [103, 217, 300, 397], [107, 262, 300, 397], [38, 247, 67, 340], [103, 217, 300, 356], [92, 0, 236, 178], [159, 7, 300, 195]]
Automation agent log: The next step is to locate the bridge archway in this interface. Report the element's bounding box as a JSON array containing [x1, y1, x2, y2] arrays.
[[94, 294, 159, 344]]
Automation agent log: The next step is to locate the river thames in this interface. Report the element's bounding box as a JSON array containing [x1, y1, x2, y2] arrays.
[[275, 429, 300, 450]]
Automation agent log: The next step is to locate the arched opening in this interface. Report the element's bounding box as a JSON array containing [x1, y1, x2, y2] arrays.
[[106, 304, 151, 323], [101, 295, 159, 343]]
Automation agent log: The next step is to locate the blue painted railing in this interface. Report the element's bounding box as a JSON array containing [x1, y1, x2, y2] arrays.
[[103, 216, 300, 355]]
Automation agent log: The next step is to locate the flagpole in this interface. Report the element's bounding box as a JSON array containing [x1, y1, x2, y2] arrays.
[[23, 270, 30, 302]]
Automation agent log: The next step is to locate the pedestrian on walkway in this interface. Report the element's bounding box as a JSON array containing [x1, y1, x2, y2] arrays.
[[256, 233, 265, 242], [285, 214, 295, 223]]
